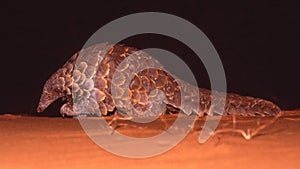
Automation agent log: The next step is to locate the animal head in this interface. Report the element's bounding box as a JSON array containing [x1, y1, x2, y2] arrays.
[[37, 55, 77, 113]]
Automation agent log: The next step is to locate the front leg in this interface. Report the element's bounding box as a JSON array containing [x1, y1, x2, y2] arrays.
[[60, 102, 77, 117]]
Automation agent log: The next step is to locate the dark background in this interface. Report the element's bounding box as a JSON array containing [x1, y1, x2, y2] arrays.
[[1, 0, 299, 116]]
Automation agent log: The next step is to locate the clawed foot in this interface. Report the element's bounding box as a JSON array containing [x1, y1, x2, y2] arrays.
[[60, 103, 77, 117], [107, 113, 132, 135]]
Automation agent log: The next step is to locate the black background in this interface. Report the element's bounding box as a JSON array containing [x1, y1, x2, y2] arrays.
[[1, 0, 299, 116]]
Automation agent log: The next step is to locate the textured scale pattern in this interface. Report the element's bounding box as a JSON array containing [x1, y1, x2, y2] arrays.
[[37, 43, 281, 117]]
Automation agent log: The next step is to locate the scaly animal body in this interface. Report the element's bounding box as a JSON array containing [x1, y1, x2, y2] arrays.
[[37, 43, 281, 117]]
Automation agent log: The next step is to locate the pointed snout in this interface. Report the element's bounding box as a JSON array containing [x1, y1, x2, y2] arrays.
[[37, 91, 53, 113], [36, 82, 64, 113]]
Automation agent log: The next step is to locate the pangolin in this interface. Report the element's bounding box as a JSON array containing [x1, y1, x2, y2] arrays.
[[37, 43, 281, 118]]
